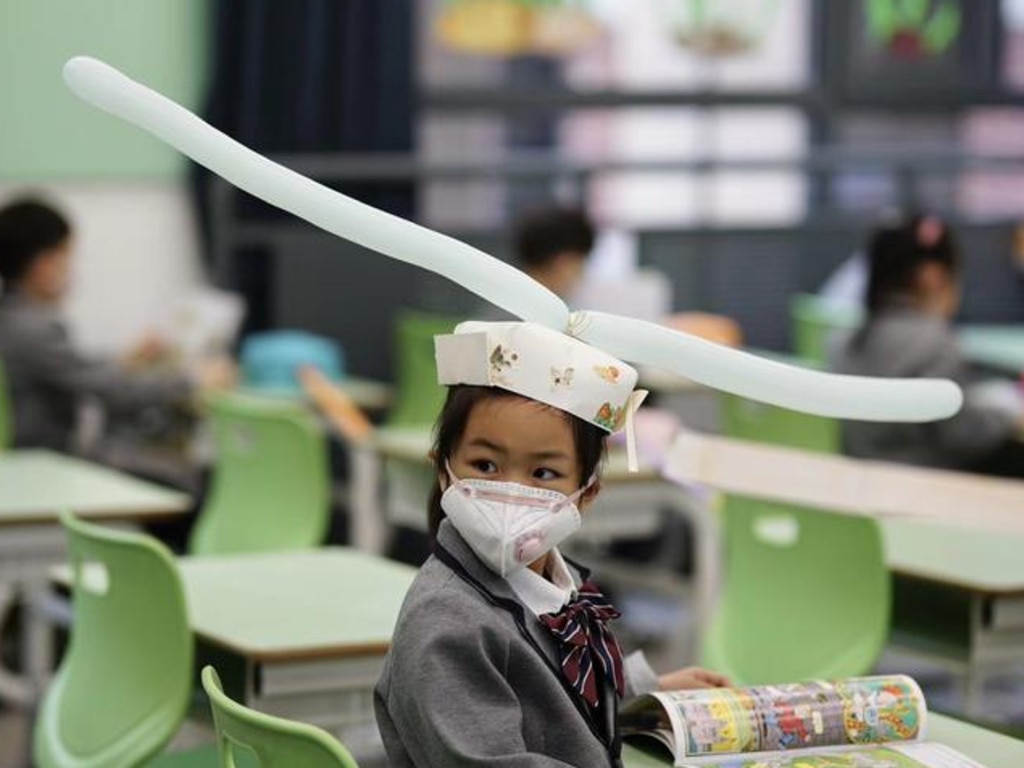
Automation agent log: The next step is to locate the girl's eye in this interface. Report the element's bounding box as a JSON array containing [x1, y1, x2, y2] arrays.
[[533, 467, 562, 481], [471, 459, 498, 474]]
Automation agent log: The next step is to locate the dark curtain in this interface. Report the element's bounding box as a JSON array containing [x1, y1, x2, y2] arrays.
[[192, 0, 416, 332]]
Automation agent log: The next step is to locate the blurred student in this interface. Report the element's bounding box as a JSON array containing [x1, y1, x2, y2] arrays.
[[514, 206, 595, 300], [509, 207, 743, 345], [832, 212, 1024, 476], [0, 197, 233, 454]]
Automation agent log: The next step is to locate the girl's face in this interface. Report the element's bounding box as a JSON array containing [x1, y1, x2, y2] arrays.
[[445, 395, 590, 505], [914, 262, 961, 319]]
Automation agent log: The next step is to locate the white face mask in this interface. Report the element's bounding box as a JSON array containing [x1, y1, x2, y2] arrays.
[[440, 463, 592, 578]]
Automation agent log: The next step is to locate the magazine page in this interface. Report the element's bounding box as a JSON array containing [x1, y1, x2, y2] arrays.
[[682, 741, 986, 768], [619, 691, 684, 758], [647, 675, 926, 760]]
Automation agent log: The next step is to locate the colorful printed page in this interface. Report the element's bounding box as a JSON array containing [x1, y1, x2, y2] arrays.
[[684, 742, 986, 768], [622, 675, 934, 766], [665, 676, 924, 757]]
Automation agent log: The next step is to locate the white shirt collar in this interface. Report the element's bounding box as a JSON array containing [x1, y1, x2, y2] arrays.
[[505, 548, 577, 617]]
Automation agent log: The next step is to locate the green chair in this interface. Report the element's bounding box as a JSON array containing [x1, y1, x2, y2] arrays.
[[790, 293, 862, 365], [385, 311, 462, 428], [719, 394, 840, 454], [701, 496, 890, 685], [201, 666, 359, 768], [718, 349, 840, 455], [0, 358, 12, 451], [709, 364, 887, 684], [35, 511, 194, 768], [190, 393, 330, 555], [382, 312, 461, 534]]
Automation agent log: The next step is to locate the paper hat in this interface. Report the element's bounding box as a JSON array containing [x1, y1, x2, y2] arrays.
[[435, 321, 643, 433], [62, 56, 964, 428]]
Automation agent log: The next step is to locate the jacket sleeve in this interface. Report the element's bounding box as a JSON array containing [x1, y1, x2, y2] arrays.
[[22, 317, 193, 412], [623, 650, 659, 699], [379, 596, 585, 768]]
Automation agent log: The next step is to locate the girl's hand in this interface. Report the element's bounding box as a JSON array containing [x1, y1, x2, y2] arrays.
[[658, 667, 731, 691]]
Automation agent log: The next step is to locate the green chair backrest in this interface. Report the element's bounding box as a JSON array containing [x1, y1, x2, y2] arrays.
[[35, 511, 192, 768], [719, 394, 840, 454], [386, 311, 462, 427], [0, 358, 11, 451], [190, 393, 330, 555], [718, 349, 840, 455], [701, 496, 890, 685], [201, 666, 359, 768], [790, 293, 863, 365]]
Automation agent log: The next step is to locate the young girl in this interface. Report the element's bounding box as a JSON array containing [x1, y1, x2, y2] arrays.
[[375, 321, 727, 768], [834, 213, 1024, 475]]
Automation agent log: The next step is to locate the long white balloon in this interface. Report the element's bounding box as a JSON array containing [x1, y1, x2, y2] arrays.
[[62, 56, 568, 330], [63, 55, 963, 423], [574, 311, 962, 422]]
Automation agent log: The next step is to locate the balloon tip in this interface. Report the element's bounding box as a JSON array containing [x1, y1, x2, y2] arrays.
[[62, 56, 113, 96], [63, 56, 93, 90]]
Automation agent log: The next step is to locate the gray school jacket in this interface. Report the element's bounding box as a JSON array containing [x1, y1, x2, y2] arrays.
[[0, 292, 192, 451], [830, 302, 1015, 469], [374, 520, 659, 768]]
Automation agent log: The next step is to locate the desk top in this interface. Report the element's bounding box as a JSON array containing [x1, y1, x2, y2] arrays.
[[180, 548, 416, 662], [883, 518, 1024, 595], [0, 450, 191, 526], [371, 426, 662, 484], [238, 375, 393, 411], [959, 325, 1024, 375], [622, 713, 1024, 767]]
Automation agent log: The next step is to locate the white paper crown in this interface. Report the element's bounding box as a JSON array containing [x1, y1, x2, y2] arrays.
[[436, 321, 642, 433]]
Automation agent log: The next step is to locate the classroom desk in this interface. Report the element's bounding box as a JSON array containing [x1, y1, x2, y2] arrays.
[[884, 517, 1024, 711], [622, 713, 1024, 768], [53, 547, 416, 736], [0, 449, 190, 707], [959, 325, 1024, 375], [183, 548, 414, 733], [239, 375, 393, 411]]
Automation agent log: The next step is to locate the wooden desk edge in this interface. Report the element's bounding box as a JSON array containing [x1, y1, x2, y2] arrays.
[[196, 632, 392, 663], [891, 565, 1024, 598], [0, 502, 190, 527]]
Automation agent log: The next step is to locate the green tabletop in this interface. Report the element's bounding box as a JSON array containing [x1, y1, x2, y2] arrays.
[[179, 548, 416, 661], [883, 517, 1024, 595], [622, 713, 1024, 767], [237, 376, 393, 411], [0, 449, 191, 526], [959, 325, 1024, 375]]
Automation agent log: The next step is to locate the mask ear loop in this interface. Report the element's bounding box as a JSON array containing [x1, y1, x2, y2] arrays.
[[444, 460, 473, 497], [623, 389, 650, 472]]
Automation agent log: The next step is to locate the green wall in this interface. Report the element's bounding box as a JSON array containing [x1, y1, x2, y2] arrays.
[[0, 0, 208, 180]]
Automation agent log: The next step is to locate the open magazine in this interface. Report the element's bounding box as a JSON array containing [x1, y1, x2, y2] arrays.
[[620, 675, 987, 768]]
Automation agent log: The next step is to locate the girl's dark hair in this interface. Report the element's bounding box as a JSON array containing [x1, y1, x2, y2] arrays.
[[863, 212, 960, 314], [515, 207, 595, 269], [850, 212, 961, 351], [427, 385, 607, 539], [0, 199, 72, 287]]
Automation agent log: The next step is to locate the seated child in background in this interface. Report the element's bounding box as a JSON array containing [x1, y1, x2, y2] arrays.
[[375, 321, 727, 768], [831, 212, 1024, 476], [515, 206, 595, 302], [0, 197, 234, 454]]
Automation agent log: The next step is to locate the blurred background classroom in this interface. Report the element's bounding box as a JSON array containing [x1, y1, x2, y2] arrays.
[[4, 1, 1024, 767]]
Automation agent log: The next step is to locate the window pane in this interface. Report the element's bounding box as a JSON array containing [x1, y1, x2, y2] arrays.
[[959, 108, 1024, 218]]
